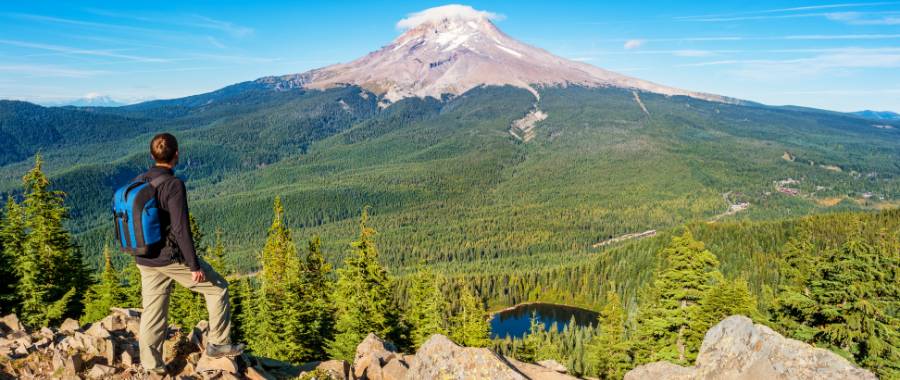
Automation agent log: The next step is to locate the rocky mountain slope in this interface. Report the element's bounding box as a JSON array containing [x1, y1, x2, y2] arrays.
[[256, 5, 736, 105], [0, 311, 875, 379]]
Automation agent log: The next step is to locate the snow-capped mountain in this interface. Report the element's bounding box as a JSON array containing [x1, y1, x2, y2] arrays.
[[257, 5, 736, 104], [48, 94, 127, 107]]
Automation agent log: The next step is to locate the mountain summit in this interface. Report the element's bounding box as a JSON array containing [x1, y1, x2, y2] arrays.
[[258, 5, 735, 104]]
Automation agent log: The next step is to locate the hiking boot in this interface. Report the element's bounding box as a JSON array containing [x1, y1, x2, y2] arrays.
[[207, 342, 245, 358]]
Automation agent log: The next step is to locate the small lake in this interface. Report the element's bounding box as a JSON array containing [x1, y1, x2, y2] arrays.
[[490, 303, 599, 339]]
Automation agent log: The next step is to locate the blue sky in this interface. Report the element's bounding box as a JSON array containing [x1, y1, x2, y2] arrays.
[[2, 1, 899, 111]]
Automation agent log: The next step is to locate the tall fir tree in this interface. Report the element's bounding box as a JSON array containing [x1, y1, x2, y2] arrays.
[[80, 246, 126, 323], [15, 154, 87, 327], [207, 227, 228, 275], [230, 276, 253, 345], [632, 231, 720, 365], [298, 236, 335, 360], [771, 220, 900, 378], [247, 196, 318, 362], [587, 290, 632, 380], [687, 274, 759, 353], [0, 198, 24, 314], [328, 207, 399, 361], [515, 312, 546, 362], [404, 265, 449, 348], [449, 283, 491, 347]]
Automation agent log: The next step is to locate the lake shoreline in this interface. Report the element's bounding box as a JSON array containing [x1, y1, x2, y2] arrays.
[[487, 301, 598, 317]]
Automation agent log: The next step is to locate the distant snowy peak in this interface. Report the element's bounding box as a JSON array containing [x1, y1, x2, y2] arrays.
[[48, 94, 127, 107], [258, 5, 737, 104]]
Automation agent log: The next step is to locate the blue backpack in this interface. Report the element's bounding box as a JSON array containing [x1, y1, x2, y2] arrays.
[[112, 175, 170, 256]]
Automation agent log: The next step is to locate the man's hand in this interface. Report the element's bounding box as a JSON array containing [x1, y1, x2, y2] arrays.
[[192, 270, 206, 283]]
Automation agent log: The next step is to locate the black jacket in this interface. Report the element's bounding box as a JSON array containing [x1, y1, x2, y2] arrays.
[[133, 166, 200, 271]]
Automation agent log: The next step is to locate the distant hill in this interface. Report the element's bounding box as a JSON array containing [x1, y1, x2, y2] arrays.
[[852, 110, 900, 120]]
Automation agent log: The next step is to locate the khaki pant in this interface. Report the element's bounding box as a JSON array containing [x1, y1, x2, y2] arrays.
[[137, 259, 231, 369]]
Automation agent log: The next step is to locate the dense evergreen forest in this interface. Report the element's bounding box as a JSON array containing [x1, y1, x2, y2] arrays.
[[1, 85, 898, 277], [0, 158, 897, 378]]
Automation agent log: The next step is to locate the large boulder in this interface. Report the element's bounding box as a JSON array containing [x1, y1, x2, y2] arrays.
[[0, 314, 24, 334], [354, 333, 399, 379], [405, 334, 527, 380], [624, 315, 877, 380], [298, 360, 353, 380]]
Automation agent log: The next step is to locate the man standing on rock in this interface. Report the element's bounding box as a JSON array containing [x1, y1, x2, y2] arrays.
[[134, 133, 243, 375]]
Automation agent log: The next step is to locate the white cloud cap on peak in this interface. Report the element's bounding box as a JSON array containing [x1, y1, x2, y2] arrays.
[[396, 4, 504, 30]]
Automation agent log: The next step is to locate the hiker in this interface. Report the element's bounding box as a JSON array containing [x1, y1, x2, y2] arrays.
[[121, 133, 243, 375]]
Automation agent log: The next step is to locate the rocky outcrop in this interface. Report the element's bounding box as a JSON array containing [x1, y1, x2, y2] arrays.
[[624, 315, 877, 380], [0, 310, 282, 380], [7, 311, 873, 380], [405, 334, 526, 380]]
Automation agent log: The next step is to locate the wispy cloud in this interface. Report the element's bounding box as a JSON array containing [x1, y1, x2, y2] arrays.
[[678, 49, 900, 79], [187, 15, 254, 37], [84, 9, 254, 38], [5, 13, 161, 34], [782, 88, 900, 95], [609, 34, 900, 44], [623, 39, 645, 49], [826, 11, 900, 24], [0, 39, 170, 63], [676, 1, 899, 21], [206, 36, 227, 49], [0, 64, 106, 78]]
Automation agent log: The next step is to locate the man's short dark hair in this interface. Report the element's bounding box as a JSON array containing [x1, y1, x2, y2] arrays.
[[150, 133, 178, 163]]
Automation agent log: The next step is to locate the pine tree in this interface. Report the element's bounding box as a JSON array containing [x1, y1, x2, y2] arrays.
[[404, 265, 449, 348], [16, 155, 87, 327], [231, 277, 257, 347], [689, 275, 758, 349], [328, 207, 399, 361], [81, 246, 126, 323], [587, 291, 632, 380], [632, 231, 720, 365], [516, 312, 546, 362], [248, 196, 316, 362], [207, 227, 228, 275], [0, 198, 24, 314], [772, 220, 900, 378], [121, 263, 143, 308], [299, 236, 335, 359], [449, 283, 491, 347]]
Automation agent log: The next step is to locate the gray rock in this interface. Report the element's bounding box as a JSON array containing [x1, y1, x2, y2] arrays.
[[85, 322, 111, 339], [624, 315, 878, 380], [7, 330, 32, 347], [0, 314, 25, 333], [87, 363, 116, 379], [196, 354, 240, 375], [382, 358, 408, 380], [537, 359, 568, 373], [354, 333, 398, 379], [110, 307, 141, 319], [625, 361, 696, 380], [315, 360, 353, 380], [59, 318, 80, 334], [405, 334, 526, 380]]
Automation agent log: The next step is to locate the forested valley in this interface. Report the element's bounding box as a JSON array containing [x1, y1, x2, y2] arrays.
[[1, 156, 897, 378]]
